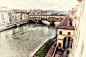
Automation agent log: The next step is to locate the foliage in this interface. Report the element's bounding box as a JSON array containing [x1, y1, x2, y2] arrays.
[[34, 39, 53, 57]]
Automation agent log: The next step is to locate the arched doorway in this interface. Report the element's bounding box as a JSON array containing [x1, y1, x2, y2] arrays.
[[63, 37, 73, 49], [58, 43, 61, 47]]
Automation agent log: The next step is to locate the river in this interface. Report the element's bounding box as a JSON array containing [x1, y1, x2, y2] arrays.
[[0, 24, 56, 57]]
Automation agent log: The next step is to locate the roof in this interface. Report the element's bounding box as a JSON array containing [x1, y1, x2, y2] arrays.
[[62, 15, 69, 26], [56, 15, 68, 28], [57, 26, 75, 30], [56, 15, 75, 30], [77, 0, 82, 2]]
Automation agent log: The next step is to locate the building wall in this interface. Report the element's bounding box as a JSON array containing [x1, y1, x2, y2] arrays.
[[69, 0, 86, 57], [4, 12, 9, 26], [0, 12, 3, 24], [12, 13, 16, 24], [0, 12, 9, 27], [15, 13, 21, 23], [17, 13, 21, 22], [57, 29, 75, 48], [25, 14, 28, 21]]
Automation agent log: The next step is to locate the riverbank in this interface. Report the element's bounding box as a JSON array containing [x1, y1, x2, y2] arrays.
[[0, 23, 28, 32], [33, 37, 56, 57], [0, 26, 16, 32], [0, 23, 56, 33]]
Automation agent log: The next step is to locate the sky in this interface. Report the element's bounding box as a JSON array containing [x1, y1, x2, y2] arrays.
[[0, 0, 78, 11]]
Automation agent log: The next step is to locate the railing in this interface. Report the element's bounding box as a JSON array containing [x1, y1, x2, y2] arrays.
[[52, 46, 57, 57]]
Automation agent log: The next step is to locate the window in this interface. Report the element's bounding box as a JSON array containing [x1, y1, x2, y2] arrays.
[[68, 32, 71, 35], [59, 31, 62, 34]]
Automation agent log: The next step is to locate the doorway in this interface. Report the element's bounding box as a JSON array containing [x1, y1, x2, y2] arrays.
[[63, 37, 73, 49]]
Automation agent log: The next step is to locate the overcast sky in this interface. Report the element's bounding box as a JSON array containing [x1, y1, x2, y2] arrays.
[[0, 0, 78, 11]]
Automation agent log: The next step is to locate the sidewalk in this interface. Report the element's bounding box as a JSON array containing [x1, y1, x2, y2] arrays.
[[45, 41, 56, 57]]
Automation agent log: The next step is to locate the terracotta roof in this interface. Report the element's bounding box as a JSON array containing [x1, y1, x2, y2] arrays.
[[77, 0, 82, 2], [62, 15, 69, 26], [20, 11, 26, 13], [56, 15, 75, 30], [57, 26, 75, 30], [56, 15, 68, 28]]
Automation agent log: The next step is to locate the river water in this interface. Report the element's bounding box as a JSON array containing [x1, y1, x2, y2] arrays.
[[0, 24, 56, 57]]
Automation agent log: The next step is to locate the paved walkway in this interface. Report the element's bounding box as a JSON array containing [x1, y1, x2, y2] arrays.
[[45, 41, 56, 57]]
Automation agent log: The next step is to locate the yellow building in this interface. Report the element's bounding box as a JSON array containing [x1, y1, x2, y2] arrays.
[[56, 15, 75, 50], [57, 26, 75, 49]]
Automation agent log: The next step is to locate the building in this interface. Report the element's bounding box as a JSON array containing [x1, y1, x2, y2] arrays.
[[56, 15, 75, 49], [69, 0, 86, 57], [21, 11, 29, 23], [57, 26, 75, 48], [8, 11, 16, 27], [15, 11, 22, 23], [26, 12, 29, 22], [0, 6, 9, 30]]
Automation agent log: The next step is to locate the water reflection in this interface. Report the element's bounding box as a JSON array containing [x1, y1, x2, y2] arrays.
[[0, 24, 56, 57]]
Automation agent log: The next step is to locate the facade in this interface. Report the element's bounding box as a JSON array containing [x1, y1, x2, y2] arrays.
[[67, 0, 86, 57], [8, 12, 16, 26], [21, 11, 26, 23], [71, 0, 86, 57], [0, 7, 9, 29], [57, 27, 75, 48], [48, 17, 56, 22], [29, 15, 65, 21], [26, 12, 29, 22], [15, 11, 22, 23], [0, 8, 30, 30]]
